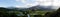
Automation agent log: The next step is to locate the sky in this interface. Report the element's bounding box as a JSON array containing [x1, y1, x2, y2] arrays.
[[0, 0, 60, 9]]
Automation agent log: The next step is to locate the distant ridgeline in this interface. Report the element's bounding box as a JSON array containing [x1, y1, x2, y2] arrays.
[[0, 5, 56, 11], [0, 7, 8, 11], [0, 7, 19, 11]]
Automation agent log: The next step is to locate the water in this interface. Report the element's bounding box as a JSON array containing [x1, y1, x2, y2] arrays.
[[27, 14, 30, 17]]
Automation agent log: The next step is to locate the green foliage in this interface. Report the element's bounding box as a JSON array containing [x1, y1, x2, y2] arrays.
[[44, 8, 60, 17], [0, 7, 60, 17]]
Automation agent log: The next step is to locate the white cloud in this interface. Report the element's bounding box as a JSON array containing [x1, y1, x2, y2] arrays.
[[53, 0, 60, 6], [51, 0, 60, 9], [51, 6, 60, 9], [39, 0, 52, 6], [25, 2, 39, 7], [15, 0, 39, 8], [37, 0, 60, 6], [15, 5, 25, 8], [40, 2, 51, 6], [37, 0, 60, 9], [15, 2, 39, 8], [21, 0, 27, 3], [15, 0, 60, 9]]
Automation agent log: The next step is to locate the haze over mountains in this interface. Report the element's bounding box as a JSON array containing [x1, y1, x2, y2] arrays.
[[0, 5, 56, 11]]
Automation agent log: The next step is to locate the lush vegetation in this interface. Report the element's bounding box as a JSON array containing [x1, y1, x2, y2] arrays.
[[0, 7, 60, 17]]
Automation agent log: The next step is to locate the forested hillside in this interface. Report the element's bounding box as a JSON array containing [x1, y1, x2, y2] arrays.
[[0, 7, 59, 17]]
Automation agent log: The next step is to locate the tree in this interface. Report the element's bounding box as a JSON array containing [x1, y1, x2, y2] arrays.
[[0, 7, 18, 17], [44, 8, 60, 17]]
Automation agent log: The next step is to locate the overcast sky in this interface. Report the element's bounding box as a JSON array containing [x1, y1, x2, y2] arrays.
[[0, 0, 60, 9]]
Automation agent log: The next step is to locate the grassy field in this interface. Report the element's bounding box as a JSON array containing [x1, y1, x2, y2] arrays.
[[28, 11, 49, 17], [30, 11, 48, 15]]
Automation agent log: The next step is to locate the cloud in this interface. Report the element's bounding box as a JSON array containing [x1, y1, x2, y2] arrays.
[[21, 0, 27, 3], [15, 5, 25, 8], [39, 0, 60, 9], [36, 0, 60, 9], [15, 0, 52, 7], [15, 0, 39, 8], [37, 0, 60, 6], [15, 0, 60, 9], [51, 0, 60, 9], [15, 2, 39, 8], [39, 0, 52, 6], [25, 2, 39, 7], [51, 6, 60, 9], [53, 0, 60, 6], [16, 3, 37, 8]]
